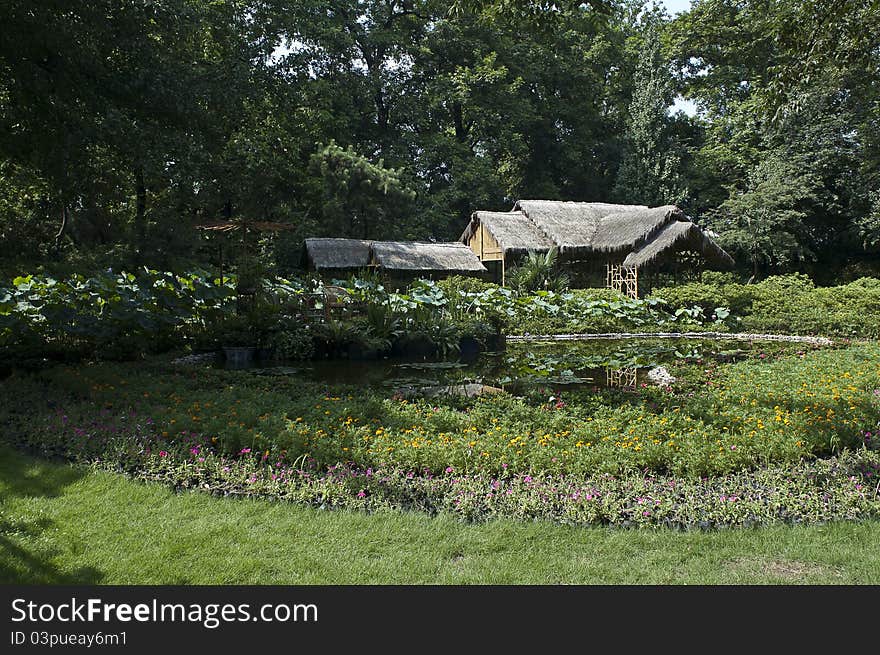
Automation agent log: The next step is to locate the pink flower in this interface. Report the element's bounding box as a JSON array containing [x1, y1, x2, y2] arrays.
[[159, 450, 168, 457], [445, 466, 454, 474], [239, 448, 251, 455], [357, 490, 366, 498]]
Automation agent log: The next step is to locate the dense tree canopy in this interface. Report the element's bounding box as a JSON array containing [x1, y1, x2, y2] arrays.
[[0, 0, 878, 281]]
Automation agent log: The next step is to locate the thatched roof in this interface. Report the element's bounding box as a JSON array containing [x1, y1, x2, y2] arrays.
[[513, 200, 650, 253], [372, 241, 487, 273], [591, 205, 685, 254], [305, 238, 487, 275], [459, 211, 556, 256], [623, 221, 735, 269], [513, 200, 680, 257], [463, 200, 733, 270], [305, 238, 373, 270]]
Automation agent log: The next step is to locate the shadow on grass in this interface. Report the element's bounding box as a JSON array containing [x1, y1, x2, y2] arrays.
[[0, 525, 104, 584], [1, 454, 87, 499], [0, 446, 105, 584]]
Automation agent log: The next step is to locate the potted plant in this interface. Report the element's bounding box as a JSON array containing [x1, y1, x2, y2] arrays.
[[217, 313, 257, 366]]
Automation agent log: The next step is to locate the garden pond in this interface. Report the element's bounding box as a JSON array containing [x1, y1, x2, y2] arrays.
[[215, 337, 824, 397]]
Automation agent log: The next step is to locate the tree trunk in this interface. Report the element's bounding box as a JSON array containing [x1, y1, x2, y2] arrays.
[[135, 166, 147, 253], [54, 204, 70, 247], [453, 102, 466, 143]]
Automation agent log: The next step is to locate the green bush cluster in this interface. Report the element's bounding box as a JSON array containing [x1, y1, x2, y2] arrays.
[[7, 269, 880, 369], [0, 270, 236, 363], [650, 273, 880, 337], [268, 322, 315, 360]]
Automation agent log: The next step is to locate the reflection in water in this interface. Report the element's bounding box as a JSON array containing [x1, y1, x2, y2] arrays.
[[605, 366, 638, 391], [213, 339, 802, 394]]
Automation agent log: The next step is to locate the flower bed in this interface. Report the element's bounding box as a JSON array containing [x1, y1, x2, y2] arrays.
[[1, 342, 878, 528], [8, 418, 880, 529]]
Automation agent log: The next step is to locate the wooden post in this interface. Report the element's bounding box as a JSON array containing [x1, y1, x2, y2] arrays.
[[502, 255, 506, 286]]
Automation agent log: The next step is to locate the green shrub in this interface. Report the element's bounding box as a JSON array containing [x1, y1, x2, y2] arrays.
[[213, 313, 254, 347], [453, 319, 497, 348], [437, 275, 496, 297], [507, 248, 570, 295], [699, 271, 742, 286], [651, 274, 880, 337], [269, 323, 315, 360], [428, 319, 461, 358], [564, 288, 626, 303], [649, 282, 727, 317], [311, 318, 392, 356]]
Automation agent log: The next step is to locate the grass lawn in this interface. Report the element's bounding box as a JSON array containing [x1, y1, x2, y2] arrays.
[[2, 445, 879, 585]]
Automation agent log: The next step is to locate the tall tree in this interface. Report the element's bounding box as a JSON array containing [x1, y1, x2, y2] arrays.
[[309, 141, 417, 240], [670, 0, 880, 279], [613, 19, 686, 206]]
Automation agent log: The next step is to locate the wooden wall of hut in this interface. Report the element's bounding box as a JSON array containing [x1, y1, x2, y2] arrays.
[[466, 224, 504, 263]]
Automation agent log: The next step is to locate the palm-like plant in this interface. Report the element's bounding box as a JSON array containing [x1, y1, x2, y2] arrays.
[[507, 248, 570, 294]]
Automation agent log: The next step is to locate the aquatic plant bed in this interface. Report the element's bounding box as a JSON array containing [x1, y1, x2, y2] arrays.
[[507, 332, 835, 345], [1, 342, 877, 528]]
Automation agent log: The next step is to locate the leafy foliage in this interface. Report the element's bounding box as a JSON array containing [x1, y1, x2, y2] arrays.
[[3, 341, 878, 482], [309, 141, 417, 240], [613, 19, 686, 205], [0, 270, 235, 362], [507, 248, 571, 295], [669, 0, 880, 280], [650, 273, 880, 338]]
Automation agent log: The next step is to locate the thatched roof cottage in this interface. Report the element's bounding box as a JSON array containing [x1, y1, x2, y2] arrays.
[[304, 238, 487, 282], [461, 200, 733, 294], [304, 238, 373, 275], [371, 241, 488, 276]]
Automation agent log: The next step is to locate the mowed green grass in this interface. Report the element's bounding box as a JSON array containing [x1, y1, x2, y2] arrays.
[[2, 445, 879, 585]]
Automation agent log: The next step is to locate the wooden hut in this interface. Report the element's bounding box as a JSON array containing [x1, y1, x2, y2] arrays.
[[460, 200, 734, 295], [461, 211, 556, 284], [304, 238, 487, 284], [371, 241, 488, 283], [304, 238, 374, 277]]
